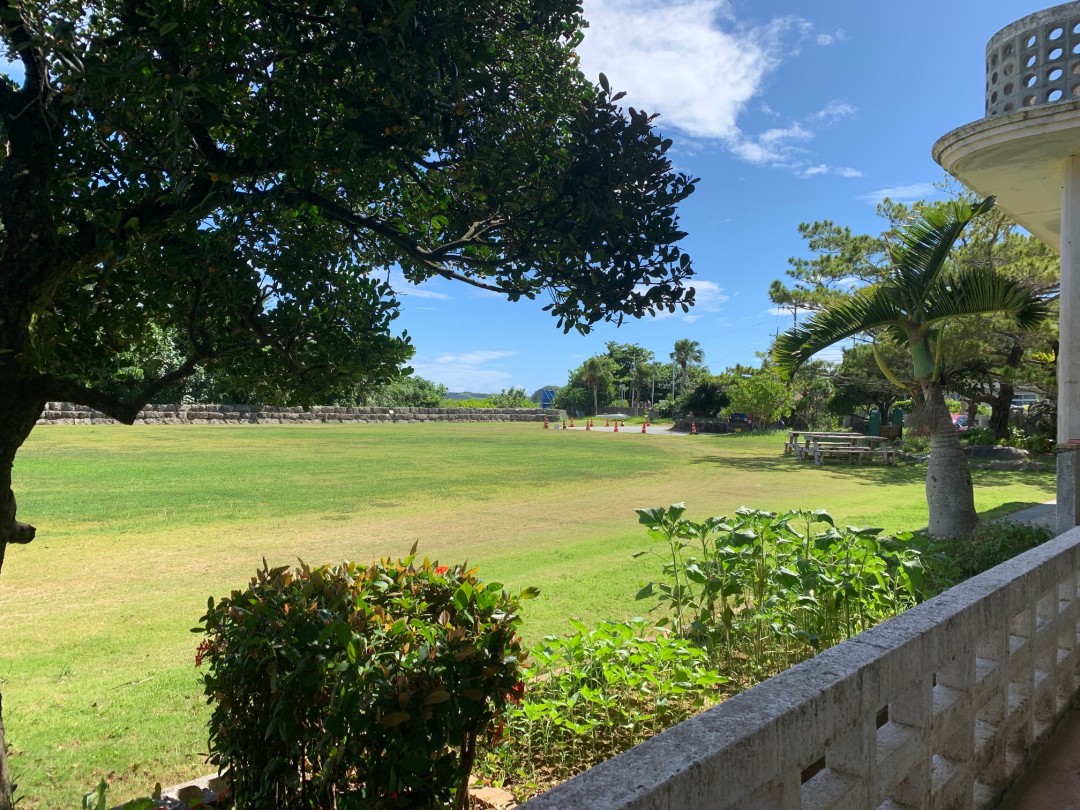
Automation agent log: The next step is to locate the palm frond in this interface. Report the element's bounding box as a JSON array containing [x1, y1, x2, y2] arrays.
[[921, 268, 1051, 329], [773, 292, 905, 377], [888, 196, 995, 305]]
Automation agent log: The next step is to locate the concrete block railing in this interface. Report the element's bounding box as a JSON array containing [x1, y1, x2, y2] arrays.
[[35, 402, 561, 425], [523, 526, 1080, 810], [984, 4, 1080, 116]]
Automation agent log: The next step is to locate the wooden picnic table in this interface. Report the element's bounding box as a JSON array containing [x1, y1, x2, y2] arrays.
[[785, 431, 896, 466]]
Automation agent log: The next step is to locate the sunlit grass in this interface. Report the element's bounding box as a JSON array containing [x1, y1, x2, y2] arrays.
[[0, 423, 1055, 808]]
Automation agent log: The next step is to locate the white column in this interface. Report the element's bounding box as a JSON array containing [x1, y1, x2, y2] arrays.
[[1058, 156, 1080, 534]]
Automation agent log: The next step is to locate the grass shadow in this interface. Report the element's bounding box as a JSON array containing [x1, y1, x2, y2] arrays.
[[691, 449, 1056, 492], [980, 499, 1055, 522], [690, 453, 923, 485]]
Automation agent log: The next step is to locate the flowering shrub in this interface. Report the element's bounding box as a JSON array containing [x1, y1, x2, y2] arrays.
[[196, 553, 534, 809]]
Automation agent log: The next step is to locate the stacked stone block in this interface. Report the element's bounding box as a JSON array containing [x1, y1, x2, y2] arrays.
[[35, 403, 561, 426]]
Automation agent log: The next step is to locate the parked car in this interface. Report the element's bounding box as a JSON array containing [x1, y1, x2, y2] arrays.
[[727, 413, 752, 432], [951, 413, 969, 431]]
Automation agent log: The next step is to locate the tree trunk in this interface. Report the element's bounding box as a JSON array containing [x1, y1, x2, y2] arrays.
[[924, 382, 979, 538], [0, 690, 10, 810], [591, 386, 598, 416], [989, 382, 1014, 441], [0, 380, 46, 810]]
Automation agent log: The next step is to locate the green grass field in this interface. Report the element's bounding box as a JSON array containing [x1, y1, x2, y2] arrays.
[[0, 423, 1055, 808]]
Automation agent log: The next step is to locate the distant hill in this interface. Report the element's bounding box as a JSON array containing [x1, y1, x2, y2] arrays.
[[443, 391, 494, 401]]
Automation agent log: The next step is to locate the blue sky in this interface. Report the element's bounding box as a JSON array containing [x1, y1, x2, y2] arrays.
[[395, 0, 1053, 393]]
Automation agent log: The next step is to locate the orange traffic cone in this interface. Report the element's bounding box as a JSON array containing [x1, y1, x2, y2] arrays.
[[543, 416, 549, 429], [691, 421, 697, 435], [641, 422, 647, 434], [613, 420, 619, 433], [605, 418, 610, 427], [585, 420, 591, 431], [621, 420, 627, 428], [562, 420, 567, 430], [570, 417, 575, 428]]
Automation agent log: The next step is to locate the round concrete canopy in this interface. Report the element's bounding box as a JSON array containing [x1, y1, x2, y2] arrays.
[[933, 99, 1080, 251]]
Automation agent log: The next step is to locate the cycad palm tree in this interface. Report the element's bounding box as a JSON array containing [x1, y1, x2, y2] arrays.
[[773, 197, 1049, 538], [671, 339, 704, 396]]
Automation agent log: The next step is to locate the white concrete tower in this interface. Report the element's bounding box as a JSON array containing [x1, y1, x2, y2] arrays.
[[934, 3, 1080, 534]]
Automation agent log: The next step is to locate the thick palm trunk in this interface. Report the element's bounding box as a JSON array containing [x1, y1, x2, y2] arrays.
[[924, 382, 979, 538], [0, 378, 46, 810]]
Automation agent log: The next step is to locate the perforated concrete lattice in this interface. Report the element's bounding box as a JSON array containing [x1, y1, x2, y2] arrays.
[[986, 4, 1080, 115]]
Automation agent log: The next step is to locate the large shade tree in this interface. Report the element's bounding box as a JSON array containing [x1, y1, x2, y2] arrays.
[[0, 1, 699, 805], [773, 197, 1049, 539]]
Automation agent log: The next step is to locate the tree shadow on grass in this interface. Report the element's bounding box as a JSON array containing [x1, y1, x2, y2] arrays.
[[691, 454, 1056, 491], [690, 454, 920, 485], [980, 500, 1056, 522]]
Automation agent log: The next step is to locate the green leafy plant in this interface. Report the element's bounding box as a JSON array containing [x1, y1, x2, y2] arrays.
[[902, 435, 931, 454], [635, 506, 926, 681], [197, 553, 534, 809], [481, 619, 727, 794], [962, 426, 997, 446], [924, 520, 1053, 580]]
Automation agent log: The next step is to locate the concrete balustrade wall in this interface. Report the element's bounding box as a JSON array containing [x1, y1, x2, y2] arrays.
[[35, 402, 561, 425], [522, 525, 1080, 810]]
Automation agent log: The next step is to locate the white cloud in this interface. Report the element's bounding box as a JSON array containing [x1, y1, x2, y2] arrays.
[[386, 269, 453, 300], [808, 101, 856, 123], [797, 163, 863, 180], [816, 29, 846, 47], [859, 182, 939, 204], [578, 2, 857, 175], [435, 350, 516, 365], [578, 0, 785, 141], [691, 280, 729, 311], [403, 287, 451, 300], [642, 279, 728, 323], [411, 350, 518, 392]]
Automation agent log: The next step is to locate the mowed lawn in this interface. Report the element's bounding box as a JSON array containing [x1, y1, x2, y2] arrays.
[[0, 423, 1056, 808]]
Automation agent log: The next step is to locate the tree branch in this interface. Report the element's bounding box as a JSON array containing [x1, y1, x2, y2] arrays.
[[293, 188, 510, 293], [0, 0, 48, 108], [37, 356, 204, 424]]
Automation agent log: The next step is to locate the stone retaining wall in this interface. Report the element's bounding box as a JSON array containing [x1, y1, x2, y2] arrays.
[[36, 402, 561, 425]]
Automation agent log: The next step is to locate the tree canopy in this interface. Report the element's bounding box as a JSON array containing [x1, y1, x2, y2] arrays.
[[774, 197, 1050, 538], [769, 184, 1059, 439], [0, 0, 699, 547], [0, 3, 700, 805]]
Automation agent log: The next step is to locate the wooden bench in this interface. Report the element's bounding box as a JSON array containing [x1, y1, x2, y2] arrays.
[[813, 440, 877, 466], [877, 446, 898, 465], [812, 440, 898, 466]]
